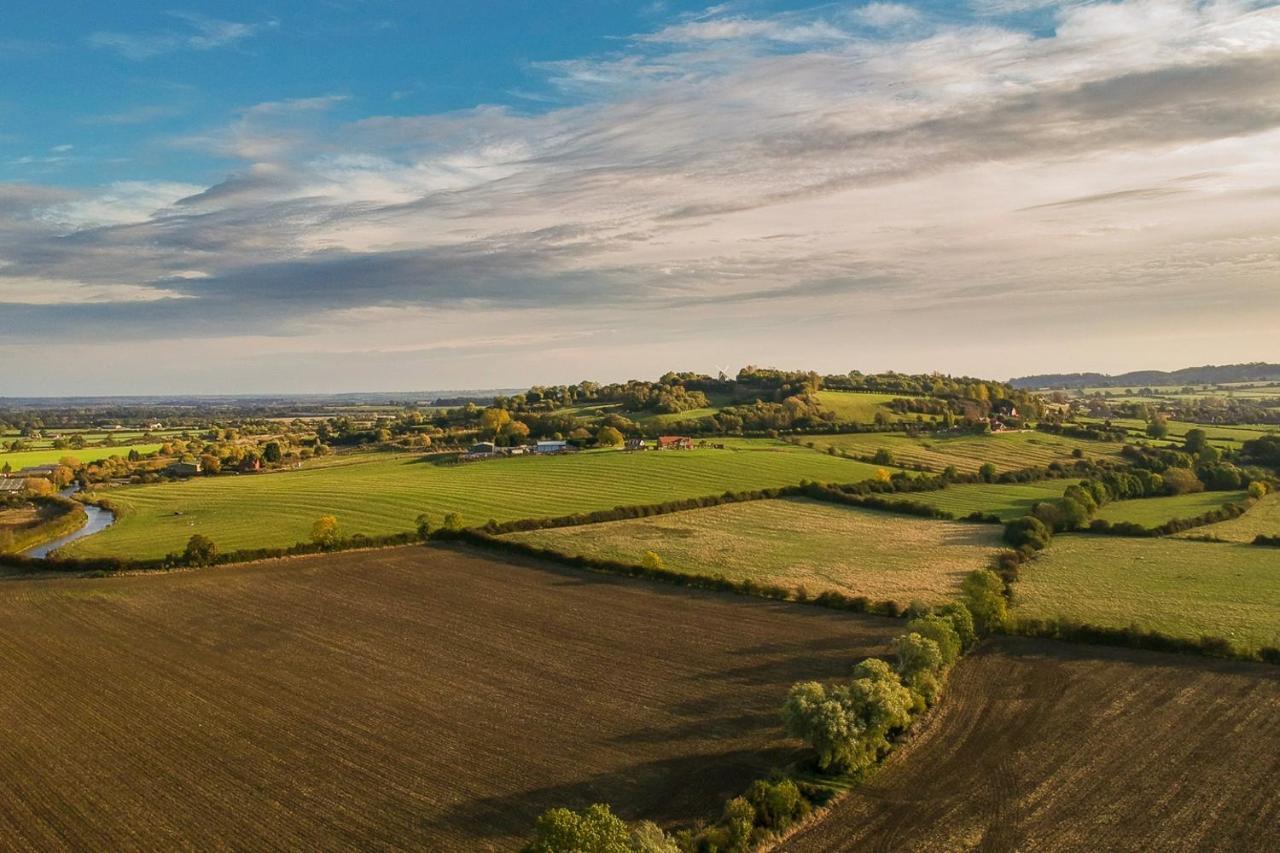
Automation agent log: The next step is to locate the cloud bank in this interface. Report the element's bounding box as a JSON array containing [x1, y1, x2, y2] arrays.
[[3, 0, 1280, 393]]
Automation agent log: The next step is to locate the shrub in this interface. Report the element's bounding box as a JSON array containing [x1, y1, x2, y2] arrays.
[[1248, 481, 1269, 499], [415, 513, 432, 540], [182, 534, 217, 567], [641, 551, 664, 571], [722, 797, 755, 850], [442, 512, 465, 532], [744, 778, 806, 831], [1003, 515, 1052, 550]]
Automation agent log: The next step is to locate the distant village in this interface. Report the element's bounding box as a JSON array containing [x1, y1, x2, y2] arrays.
[[462, 435, 710, 461]]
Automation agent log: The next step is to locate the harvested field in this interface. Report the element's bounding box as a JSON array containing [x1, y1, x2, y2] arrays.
[[0, 545, 900, 850], [784, 637, 1280, 853], [504, 498, 1004, 605]]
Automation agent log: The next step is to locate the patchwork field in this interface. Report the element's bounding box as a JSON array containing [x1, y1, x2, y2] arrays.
[[1013, 536, 1280, 652], [784, 637, 1280, 852], [1093, 490, 1248, 527], [1179, 493, 1280, 542], [67, 442, 898, 559], [802, 430, 1122, 474], [504, 498, 1004, 605], [898, 480, 1072, 521], [0, 545, 901, 850]]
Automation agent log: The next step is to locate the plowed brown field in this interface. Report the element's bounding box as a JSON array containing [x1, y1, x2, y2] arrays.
[[0, 545, 900, 851], [784, 637, 1280, 852]]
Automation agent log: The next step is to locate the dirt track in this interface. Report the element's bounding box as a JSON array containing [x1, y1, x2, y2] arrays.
[[0, 545, 899, 851], [784, 637, 1280, 852]]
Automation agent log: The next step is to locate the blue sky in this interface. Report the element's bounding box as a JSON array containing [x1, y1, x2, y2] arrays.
[[2, 1, 1279, 394]]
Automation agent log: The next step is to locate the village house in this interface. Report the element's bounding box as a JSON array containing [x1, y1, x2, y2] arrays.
[[166, 461, 202, 477], [0, 479, 26, 493], [17, 465, 58, 478], [656, 435, 693, 450], [624, 438, 649, 451]]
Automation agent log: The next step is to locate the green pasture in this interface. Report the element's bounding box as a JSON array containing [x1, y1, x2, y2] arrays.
[[66, 442, 902, 560], [1093, 491, 1248, 527], [1014, 535, 1280, 652], [1, 444, 166, 472], [897, 480, 1072, 520], [812, 391, 921, 424], [504, 497, 1003, 605], [802, 430, 1122, 474]]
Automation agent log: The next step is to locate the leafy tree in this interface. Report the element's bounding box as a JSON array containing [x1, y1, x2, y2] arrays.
[[263, 441, 283, 463], [1162, 467, 1204, 495], [311, 515, 340, 548], [183, 534, 217, 567], [961, 569, 1009, 635], [871, 447, 895, 465], [443, 512, 464, 532], [1248, 481, 1269, 499], [978, 462, 997, 483], [894, 633, 945, 705], [1003, 515, 1052, 550], [596, 426, 625, 447], [415, 513, 432, 540], [937, 602, 977, 650], [906, 615, 961, 667], [480, 407, 512, 439], [627, 822, 679, 853], [1146, 415, 1170, 439], [782, 682, 865, 772], [525, 803, 630, 853], [1184, 428, 1208, 455]]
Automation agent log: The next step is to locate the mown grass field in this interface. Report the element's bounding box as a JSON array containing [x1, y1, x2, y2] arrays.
[[802, 431, 1123, 474], [897, 480, 1072, 521], [0, 546, 899, 850], [1093, 491, 1248, 527], [0, 444, 165, 471], [1014, 536, 1280, 652], [785, 638, 1280, 852], [505, 498, 1004, 605], [68, 442, 899, 559], [1178, 494, 1280, 542]]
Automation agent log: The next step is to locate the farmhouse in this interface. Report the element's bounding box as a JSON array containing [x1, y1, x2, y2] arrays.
[[535, 440, 569, 454], [656, 435, 693, 450], [468, 442, 498, 457], [0, 479, 25, 493], [17, 465, 58, 478], [166, 461, 202, 477], [625, 438, 649, 451]]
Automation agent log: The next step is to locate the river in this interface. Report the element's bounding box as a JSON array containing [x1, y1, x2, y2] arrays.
[[21, 486, 116, 559]]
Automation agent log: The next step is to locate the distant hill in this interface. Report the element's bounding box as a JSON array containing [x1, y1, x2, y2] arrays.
[[1011, 363, 1280, 390]]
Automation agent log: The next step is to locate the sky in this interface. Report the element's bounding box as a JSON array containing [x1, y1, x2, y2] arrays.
[[1, 0, 1278, 395]]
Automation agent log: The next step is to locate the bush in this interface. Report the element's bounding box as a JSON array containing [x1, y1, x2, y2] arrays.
[[906, 615, 961, 667], [961, 569, 1009, 635], [525, 803, 631, 852], [443, 512, 465, 532], [641, 551, 663, 571], [183, 534, 217, 567], [311, 515, 340, 549], [1003, 515, 1052, 550], [415, 513, 432, 540], [937, 601, 977, 650], [744, 778, 806, 831]]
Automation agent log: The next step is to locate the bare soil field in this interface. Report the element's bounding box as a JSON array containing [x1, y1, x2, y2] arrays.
[[784, 637, 1280, 852], [0, 545, 900, 850]]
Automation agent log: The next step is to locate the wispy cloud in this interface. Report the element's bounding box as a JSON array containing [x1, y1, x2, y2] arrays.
[[88, 12, 277, 60], [4, 0, 1280, 390]]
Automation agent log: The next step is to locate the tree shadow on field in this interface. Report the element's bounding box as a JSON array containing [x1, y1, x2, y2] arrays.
[[417, 747, 797, 842], [607, 709, 783, 746], [990, 635, 1280, 682]]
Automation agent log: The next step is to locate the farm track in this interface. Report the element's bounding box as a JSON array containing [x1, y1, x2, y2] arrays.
[[783, 637, 1280, 852], [0, 545, 901, 850]]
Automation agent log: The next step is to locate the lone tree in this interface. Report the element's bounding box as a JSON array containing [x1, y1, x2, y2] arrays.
[[595, 426, 624, 447], [183, 534, 217, 567], [311, 515, 340, 549], [415, 513, 433, 540]]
